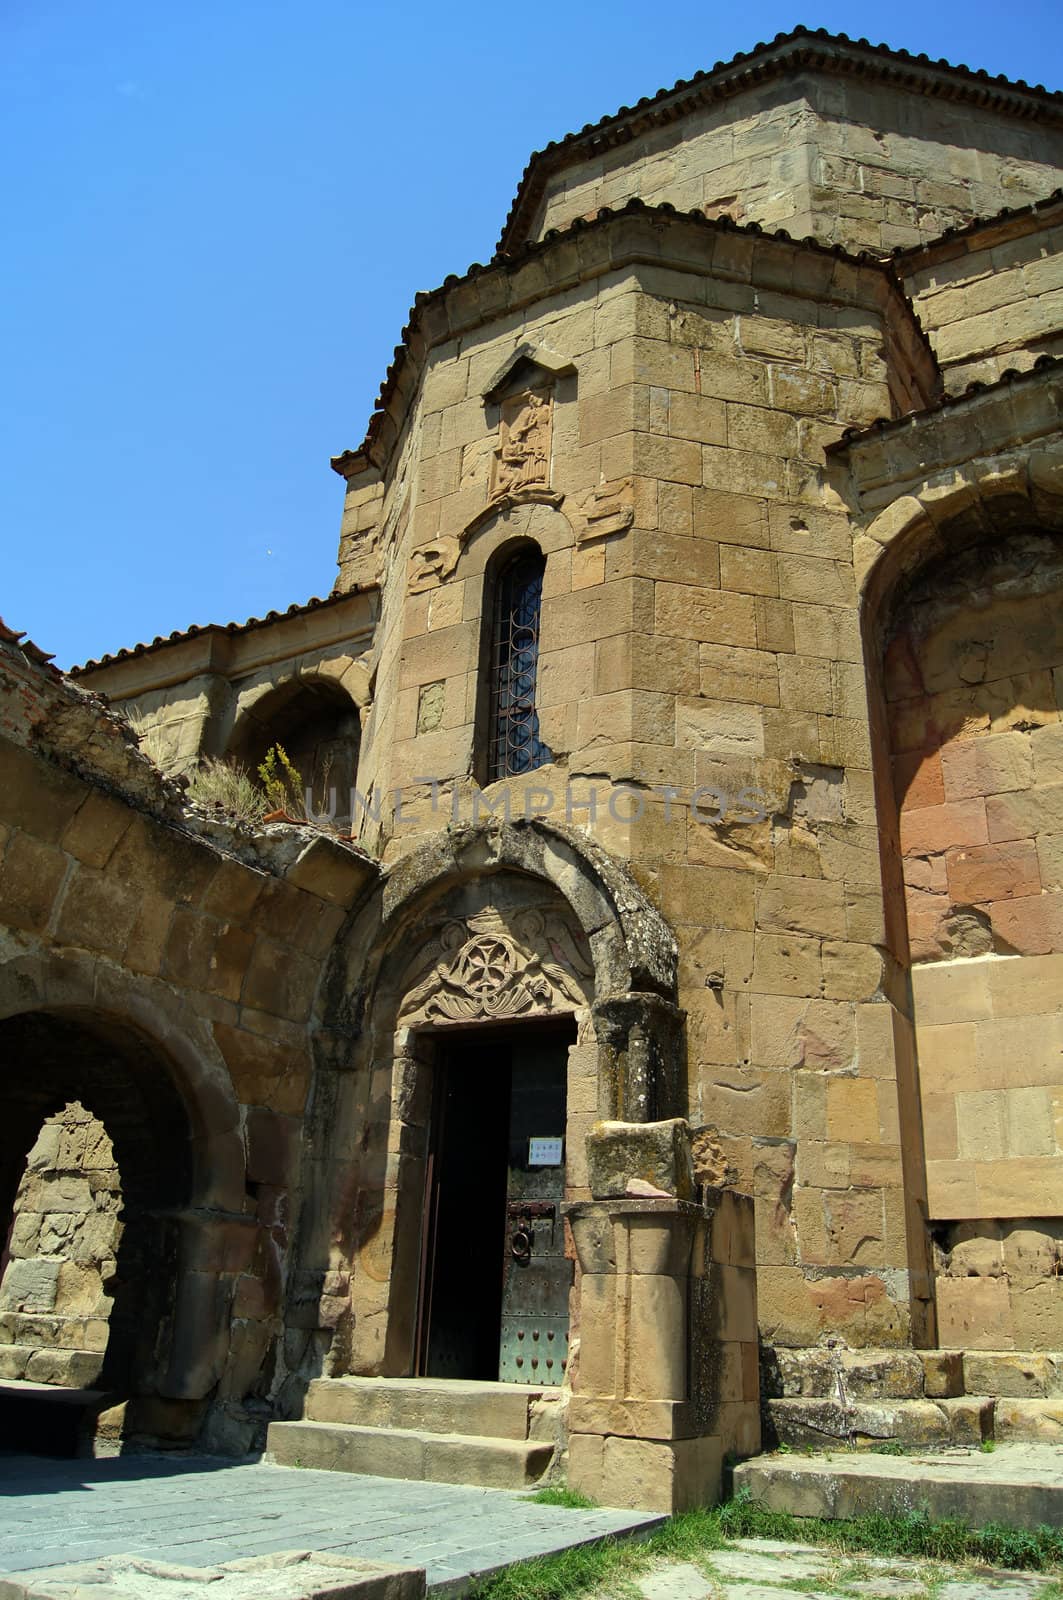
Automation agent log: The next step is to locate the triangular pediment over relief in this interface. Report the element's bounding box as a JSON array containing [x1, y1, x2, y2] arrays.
[[481, 343, 577, 405]]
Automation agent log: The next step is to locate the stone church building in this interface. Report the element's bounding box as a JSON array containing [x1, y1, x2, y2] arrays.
[[3, 27, 1063, 1511]]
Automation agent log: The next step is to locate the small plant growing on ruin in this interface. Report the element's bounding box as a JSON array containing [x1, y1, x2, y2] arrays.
[[186, 757, 269, 826], [258, 743, 306, 819]]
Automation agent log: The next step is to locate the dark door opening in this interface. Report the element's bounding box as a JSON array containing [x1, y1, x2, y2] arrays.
[[415, 1021, 574, 1384]]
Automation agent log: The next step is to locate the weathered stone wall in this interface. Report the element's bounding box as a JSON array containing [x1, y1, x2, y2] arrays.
[[524, 73, 1063, 256], [325, 215, 943, 1353], [837, 378, 1063, 1354], [886, 530, 1063, 1299], [0, 1103, 119, 1387], [901, 205, 1063, 393], [932, 1217, 1063, 1349], [888, 531, 1063, 966]]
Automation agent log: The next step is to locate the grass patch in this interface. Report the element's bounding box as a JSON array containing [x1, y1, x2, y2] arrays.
[[717, 1495, 1063, 1571], [530, 1487, 600, 1509], [468, 1493, 1063, 1600]]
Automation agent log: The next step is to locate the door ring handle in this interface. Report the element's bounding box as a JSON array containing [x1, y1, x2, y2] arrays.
[[510, 1227, 532, 1264]]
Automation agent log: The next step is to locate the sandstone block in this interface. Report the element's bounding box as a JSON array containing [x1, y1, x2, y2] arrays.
[[586, 1119, 695, 1201], [0, 831, 68, 934], [940, 731, 1033, 801], [964, 1351, 1052, 1398], [989, 893, 1063, 956], [920, 1350, 964, 1398], [655, 582, 757, 646], [987, 783, 1063, 844], [60, 791, 132, 868], [900, 798, 988, 857], [936, 1276, 1014, 1350]]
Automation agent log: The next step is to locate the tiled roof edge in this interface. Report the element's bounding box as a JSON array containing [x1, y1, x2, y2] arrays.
[[0, 618, 62, 680], [827, 352, 1063, 452], [892, 186, 1063, 264], [70, 587, 376, 676], [497, 27, 1063, 254], [330, 195, 936, 479]]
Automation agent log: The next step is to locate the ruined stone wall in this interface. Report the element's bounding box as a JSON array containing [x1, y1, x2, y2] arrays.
[[525, 74, 1063, 256], [901, 208, 1063, 393], [0, 640, 376, 1448], [0, 1103, 119, 1387]]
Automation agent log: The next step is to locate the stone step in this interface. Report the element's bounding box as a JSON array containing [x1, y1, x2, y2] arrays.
[[734, 1442, 1063, 1531], [764, 1347, 1063, 1404], [303, 1375, 558, 1441], [267, 1418, 555, 1489], [0, 1377, 118, 1458], [768, 1392, 1063, 1449], [766, 1395, 992, 1450]]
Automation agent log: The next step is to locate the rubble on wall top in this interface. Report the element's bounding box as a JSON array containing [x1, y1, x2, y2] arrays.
[[70, 588, 373, 677], [0, 618, 61, 679], [331, 194, 936, 479], [498, 25, 1063, 253], [829, 352, 1063, 452]]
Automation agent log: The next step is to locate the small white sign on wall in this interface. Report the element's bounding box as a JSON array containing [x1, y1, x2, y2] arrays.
[[529, 1136, 563, 1167]]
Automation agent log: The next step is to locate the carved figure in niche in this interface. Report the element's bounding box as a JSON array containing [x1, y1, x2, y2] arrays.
[[490, 389, 552, 500], [398, 906, 592, 1025]]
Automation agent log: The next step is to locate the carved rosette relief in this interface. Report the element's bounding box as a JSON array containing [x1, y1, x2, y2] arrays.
[[397, 908, 593, 1025], [489, 389, 553, 501]]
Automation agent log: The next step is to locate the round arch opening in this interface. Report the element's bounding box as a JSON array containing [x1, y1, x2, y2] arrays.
[[0, 1010, 193, 1406]]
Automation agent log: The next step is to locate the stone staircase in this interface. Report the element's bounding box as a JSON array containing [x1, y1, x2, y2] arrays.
[[267, 1376, 563, 1489], [763, 1346, 1063, 1450]]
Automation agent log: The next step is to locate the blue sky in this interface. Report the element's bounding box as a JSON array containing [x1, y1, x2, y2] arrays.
[[4, 1, 1062, 669]]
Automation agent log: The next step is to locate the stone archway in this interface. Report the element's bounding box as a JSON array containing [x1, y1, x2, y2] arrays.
[[860, 461, 1063, 1352], [294, 818, 682, 1382], [0, 952, 251, 1439], [0, 1010, 193, 1401]]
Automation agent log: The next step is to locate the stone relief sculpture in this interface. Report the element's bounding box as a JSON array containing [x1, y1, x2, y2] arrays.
[[489, 389, 553, 500], [397, 907, 592, 1024], [408, 534, 462, 594], [570, 477, 635, 544]]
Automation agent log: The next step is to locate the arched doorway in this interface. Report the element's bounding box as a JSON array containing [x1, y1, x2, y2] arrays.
[[0, 1010, 194, 1441], [298, 817, 681, 1385]]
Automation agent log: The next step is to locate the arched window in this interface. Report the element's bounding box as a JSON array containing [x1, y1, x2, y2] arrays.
[[485, 547, 552, 782]]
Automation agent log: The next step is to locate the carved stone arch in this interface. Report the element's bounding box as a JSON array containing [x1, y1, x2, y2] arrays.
[[326, 818, 678, 1042], [296, 819, 682, 1378], [481, 342, 577, 405]]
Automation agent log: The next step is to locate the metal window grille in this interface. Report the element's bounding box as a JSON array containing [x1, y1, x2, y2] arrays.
[[487, 551, 552, 782]]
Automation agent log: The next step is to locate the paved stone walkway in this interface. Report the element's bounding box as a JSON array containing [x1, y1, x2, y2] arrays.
[[0, 1453, 661, 1594], [623, 1538, 1062, 1600]]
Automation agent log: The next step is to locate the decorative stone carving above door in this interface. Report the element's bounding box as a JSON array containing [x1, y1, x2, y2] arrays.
[[397, 907, 593, 1025]]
